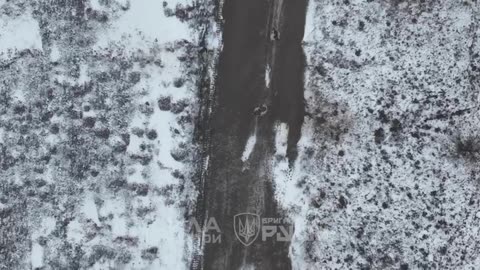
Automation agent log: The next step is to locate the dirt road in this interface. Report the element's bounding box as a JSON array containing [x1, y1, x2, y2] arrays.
[[198, 0, 308, 269]]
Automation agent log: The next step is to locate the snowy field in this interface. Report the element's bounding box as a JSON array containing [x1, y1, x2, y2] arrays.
[[0, 0, 219, 269], [273, 1, 480, 269]]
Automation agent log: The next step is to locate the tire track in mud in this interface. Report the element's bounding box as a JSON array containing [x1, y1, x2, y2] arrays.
[[196, 0, 308, 269]]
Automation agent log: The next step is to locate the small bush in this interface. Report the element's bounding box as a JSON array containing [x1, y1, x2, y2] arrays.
[[453, 135, 480, 162]]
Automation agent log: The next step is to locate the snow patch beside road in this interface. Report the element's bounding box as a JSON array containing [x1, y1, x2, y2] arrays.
[[265, 64, 271, 88], [241, 131, 257, 162]]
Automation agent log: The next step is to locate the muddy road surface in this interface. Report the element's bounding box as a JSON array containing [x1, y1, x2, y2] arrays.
[[197, 0, 308, 269]]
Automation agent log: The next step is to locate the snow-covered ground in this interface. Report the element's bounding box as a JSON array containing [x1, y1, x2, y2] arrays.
[[0, 12, 42, 60], [91, 2, 194, 267], [0, 0, 220, 269], [274, 1, 480, 269]]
